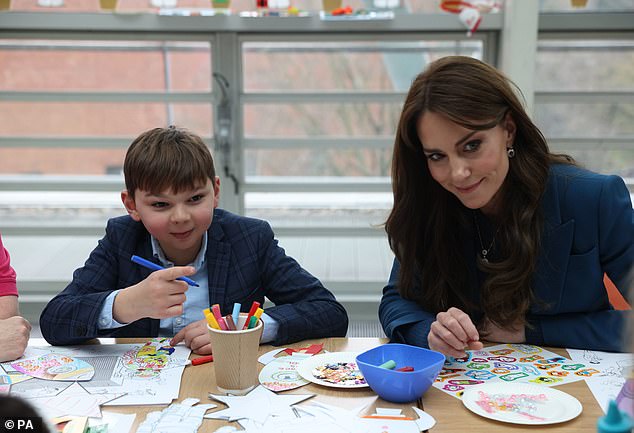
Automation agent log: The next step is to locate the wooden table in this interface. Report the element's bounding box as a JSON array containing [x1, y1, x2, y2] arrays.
[[80, 338, 605, 432]]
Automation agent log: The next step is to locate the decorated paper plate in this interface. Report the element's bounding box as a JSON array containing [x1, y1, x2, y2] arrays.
[[462, 382, 582, 425], [296, 352, 368, 389]]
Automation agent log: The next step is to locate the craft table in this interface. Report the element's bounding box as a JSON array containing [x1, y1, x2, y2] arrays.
[[61, 338, 605, 432]]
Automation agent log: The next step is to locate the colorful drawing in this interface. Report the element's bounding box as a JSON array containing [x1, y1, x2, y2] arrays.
[[259, 355, 310, 392], [434, 344, 594, 399], [121, 338, 175, 379], [11, 353, 94, 381]]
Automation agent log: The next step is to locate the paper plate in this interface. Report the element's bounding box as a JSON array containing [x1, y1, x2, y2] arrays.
[[462, 382, 582, 425], [296, 352, 368, 388]]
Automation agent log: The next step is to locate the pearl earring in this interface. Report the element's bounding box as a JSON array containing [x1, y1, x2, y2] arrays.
[[507, 147, 515, 159]]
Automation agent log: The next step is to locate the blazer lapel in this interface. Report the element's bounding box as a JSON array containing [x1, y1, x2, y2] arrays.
[[206, 220, 231, 307], [532, 175, 574, 312]]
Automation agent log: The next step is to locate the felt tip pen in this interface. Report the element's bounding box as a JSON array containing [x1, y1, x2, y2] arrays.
[[131, 255, 199, 287], [191, 355, 214, 366]]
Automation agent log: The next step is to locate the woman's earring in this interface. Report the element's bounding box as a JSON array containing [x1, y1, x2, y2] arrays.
[[507, 147, 515, 159]]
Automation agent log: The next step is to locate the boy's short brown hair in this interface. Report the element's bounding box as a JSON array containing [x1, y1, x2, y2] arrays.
[[124, 126, 216, 198]]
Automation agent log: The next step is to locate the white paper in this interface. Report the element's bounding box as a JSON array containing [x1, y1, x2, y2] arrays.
[[567, 348, 634, 413], [7, 340, 190, 406], [205, 385, 314, 425], [137, 398, 216, 433], [88, 411, 136, 433], [25, 382, 124, 418]]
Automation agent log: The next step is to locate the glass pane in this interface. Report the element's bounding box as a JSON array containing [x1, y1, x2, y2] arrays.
[[0, 40, 211, 92], [0, 148, 127, 175], [245, 149, 392, 176], [535, 103, 634, 137], [0, 102, 213, 137], [245, 192, 391, 228], [536, 103, 634, 177], [536, 40, 634, 91], [0, 191, 124, 225], [244, 103, 400, 137], [243, 41, 482, 92], [555, 149, 634, 178], [539, 0, 634, 12]]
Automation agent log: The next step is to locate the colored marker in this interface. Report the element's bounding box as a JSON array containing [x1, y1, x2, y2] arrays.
[[379, 360, 396, 370], [203, 309, 220, 330], [396, 366, 415, 372], [225, 314, 237, 331], [231, 303, 241, 323], [131, 255, 199, 287], [191, 355, 214, 366], [242, 301, 261, 330], [246, 315, 258, 329]]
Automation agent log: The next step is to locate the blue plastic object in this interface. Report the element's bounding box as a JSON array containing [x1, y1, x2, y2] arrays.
[[597, 400, 633, 433], [356, 343, 445, 403]]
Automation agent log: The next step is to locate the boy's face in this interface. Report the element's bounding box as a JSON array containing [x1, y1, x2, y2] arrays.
[[122, 177, 220, 266]]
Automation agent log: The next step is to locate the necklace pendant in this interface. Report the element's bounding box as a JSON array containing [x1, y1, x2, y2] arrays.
[[481, 256, 489, 264], [481, 249, 488, 257]]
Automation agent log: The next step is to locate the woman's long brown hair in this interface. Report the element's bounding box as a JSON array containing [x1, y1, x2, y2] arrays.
[[385, 56, 573, 328]]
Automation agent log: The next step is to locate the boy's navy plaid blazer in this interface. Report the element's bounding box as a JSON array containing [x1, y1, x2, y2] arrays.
[[40, 209, 348, 346]]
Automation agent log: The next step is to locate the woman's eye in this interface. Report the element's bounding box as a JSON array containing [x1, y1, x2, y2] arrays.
[[464, 140, 482, 152], [426, 153, 444, 162]]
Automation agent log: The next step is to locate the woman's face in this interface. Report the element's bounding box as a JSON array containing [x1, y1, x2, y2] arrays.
[[417, 111, 516, 217]]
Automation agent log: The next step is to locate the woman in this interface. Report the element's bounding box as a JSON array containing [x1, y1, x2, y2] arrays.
[[379, 56, 633, 357]]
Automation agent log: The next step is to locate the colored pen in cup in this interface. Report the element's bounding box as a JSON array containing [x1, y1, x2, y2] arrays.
[[242, 301, 261, 330], [130, 255, 199, 287]]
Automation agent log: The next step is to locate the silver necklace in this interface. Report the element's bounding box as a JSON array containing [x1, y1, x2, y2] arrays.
[[473, 214, 499, 264]]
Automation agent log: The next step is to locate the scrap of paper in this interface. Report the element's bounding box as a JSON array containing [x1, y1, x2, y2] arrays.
[[11, 353, 94, 381], [258, 344, 324, 366], [233, 402, 433, 433], [51, 415, 88, 433], [435, 343, 595, 399], [87, 411, 136, 433], [137, 398, 215, 433], [567, 348, 633, 413], [25, 382, 125, 419], [0, 364, 32, 394], [259, 353, 311, 392], [205, 385, 314, 425]]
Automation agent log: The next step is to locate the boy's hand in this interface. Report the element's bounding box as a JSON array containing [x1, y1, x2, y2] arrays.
[[0, 316, 31, 362], [113, 266, 195, 324], [428, 307, 483, 358], [171, 319, 212, 355]]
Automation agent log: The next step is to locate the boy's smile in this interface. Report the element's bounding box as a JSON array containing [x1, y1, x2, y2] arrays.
[[122, 177, 220, 265]]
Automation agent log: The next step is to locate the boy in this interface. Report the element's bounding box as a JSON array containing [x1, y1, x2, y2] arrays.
[[40, 126, 348, 353]]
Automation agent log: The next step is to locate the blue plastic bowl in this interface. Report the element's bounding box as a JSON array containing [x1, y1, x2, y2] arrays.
[[356, 343, 445, 403]]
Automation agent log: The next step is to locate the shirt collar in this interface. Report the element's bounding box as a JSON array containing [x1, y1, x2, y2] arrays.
[[151, 232, 208, 269]]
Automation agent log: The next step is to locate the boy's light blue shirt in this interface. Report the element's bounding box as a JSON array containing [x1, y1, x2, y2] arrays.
[[97, 232, 278, 343]]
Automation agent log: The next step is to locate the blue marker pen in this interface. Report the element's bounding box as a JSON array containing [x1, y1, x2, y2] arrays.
[[231, 303, 241, 324], [130, 255, 199, 287]]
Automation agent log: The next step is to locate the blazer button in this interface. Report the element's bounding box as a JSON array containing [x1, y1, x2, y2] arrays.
[[75, 325, 87, 336]]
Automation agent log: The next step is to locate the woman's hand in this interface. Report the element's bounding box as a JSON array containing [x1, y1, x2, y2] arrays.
[[428, 307, 483, 358], [479, 318, 526, 344]]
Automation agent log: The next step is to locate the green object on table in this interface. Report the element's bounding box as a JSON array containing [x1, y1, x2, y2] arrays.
[[378, 359, 396, 370]]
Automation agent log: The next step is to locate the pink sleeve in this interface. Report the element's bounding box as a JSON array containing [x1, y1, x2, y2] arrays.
[[0, 234, 18, 297]]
